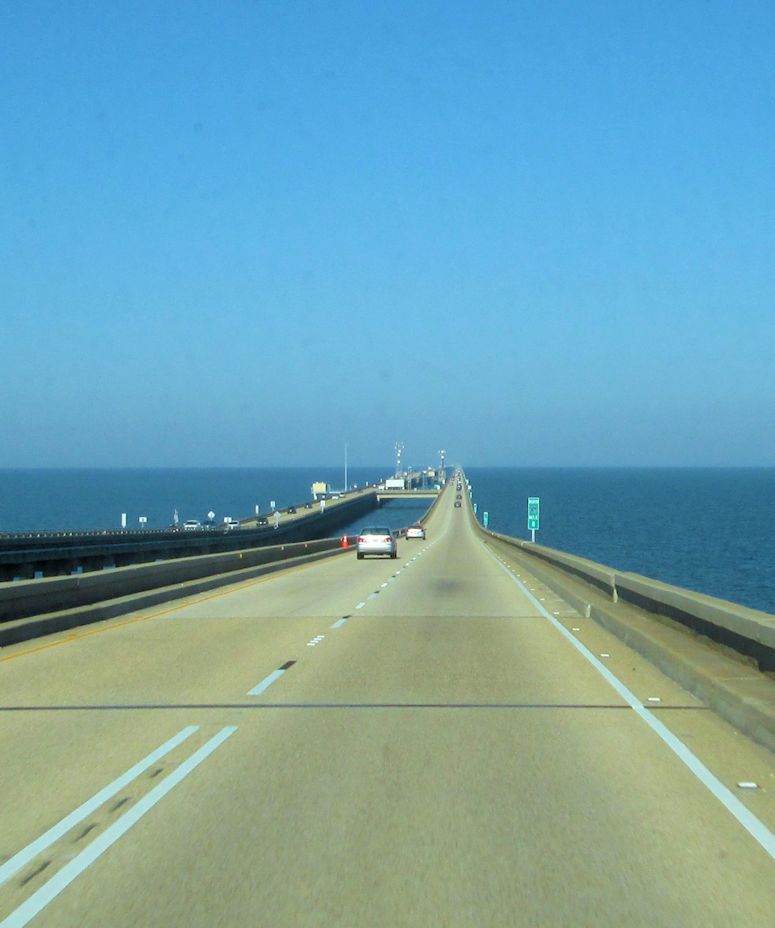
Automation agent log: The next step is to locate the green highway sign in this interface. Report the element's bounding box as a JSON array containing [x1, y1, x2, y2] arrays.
[[527, 497, 540, 531]]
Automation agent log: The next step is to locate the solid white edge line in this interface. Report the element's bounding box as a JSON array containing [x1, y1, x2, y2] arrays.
[[483, 543, 775, 861], [2, 726, 238, 928], [0, 725, 199, 888]]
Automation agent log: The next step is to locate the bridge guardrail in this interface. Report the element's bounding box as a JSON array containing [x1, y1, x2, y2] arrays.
[[418, 481, 448, 525], [0, 536, 352, 646], [483, 529, 775, 671], [477, 522, 775, 753], [0, 491, 377, 581]]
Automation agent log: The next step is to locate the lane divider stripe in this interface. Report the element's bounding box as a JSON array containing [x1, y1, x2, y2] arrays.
[[248, 660, 296, 696], [483, 544, 775, 861], [0, 725, 200, 889], [248, 670, 284, 695], [2, 726, 238, 928]]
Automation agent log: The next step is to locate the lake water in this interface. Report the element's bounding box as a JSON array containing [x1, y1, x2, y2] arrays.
[[1, 467, 773, 614], [464, 467, 775, 615], [0, 467, 387, 534]]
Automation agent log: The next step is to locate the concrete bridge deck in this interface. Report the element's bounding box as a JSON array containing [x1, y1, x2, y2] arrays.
[[0, 484, 773, 925], [375, 488, 440, 500]]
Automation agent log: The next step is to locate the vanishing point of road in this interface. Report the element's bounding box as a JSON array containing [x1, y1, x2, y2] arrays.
[[0, 491, 773, 926]]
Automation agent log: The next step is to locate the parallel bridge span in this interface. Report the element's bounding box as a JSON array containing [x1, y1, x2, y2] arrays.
[[0, 471, 773, 926]]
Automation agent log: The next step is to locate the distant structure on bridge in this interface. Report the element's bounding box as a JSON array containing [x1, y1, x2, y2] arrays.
[[375, 465, 444, 498]]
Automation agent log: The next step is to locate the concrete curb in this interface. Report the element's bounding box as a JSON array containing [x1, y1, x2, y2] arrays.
[[0, 545, 350, 648]]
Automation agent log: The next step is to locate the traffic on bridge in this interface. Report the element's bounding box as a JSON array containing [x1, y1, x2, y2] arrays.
[[0, 473, 773, 926]]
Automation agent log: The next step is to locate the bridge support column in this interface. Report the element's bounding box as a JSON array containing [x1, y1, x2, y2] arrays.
[[38, 560, 76, 578]]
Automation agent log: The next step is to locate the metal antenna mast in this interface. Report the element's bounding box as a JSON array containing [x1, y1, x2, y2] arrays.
[[394, 442, 404, 477]]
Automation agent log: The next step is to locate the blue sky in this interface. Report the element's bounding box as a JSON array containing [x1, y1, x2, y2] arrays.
[[3, 0, 774, 467]]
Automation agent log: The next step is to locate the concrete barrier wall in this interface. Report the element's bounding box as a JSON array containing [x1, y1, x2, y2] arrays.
[[0, 537, 344, 626], [417, 481, 448, 524], [482, 527, 775, 672]]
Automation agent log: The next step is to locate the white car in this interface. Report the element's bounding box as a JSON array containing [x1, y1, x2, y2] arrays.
[[406, 523, 426, 539], [182, 520, 202, 531], [357, 526, 397, 559]]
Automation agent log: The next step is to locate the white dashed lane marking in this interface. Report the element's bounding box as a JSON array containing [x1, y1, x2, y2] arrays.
[[248, 660, 296, 695], [483, 542, 775, 862]]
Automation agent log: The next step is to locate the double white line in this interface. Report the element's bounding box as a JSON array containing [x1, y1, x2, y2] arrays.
[[1, 725, 236, 927]]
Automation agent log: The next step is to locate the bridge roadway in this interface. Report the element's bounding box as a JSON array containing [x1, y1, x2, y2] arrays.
[[0, 489, 773, 925]]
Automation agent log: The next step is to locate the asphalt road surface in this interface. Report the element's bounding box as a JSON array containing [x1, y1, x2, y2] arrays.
[[0, 486, 773, 926]]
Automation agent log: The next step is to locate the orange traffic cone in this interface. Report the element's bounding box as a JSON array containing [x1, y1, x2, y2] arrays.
[[340, 535, 349, 548]]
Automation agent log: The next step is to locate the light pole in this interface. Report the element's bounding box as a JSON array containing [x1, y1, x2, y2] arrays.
[[394, 441, 404, 477], [344, 441, 349, 493]]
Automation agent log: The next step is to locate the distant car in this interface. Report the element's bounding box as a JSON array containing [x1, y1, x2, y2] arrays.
[[182, 520, 202, 531], [406, 523, 425, 539], [454, 501, 462, 508], [287, 506, 297, 514], [257, 516, 268, 525], [455, 493, 462, 500], [357, 526, 397, 559], [202, 519, 216, 529]]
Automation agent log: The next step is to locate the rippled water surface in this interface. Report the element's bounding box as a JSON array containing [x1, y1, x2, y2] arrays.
[[0, 467, 388, 534], [1, 466, 773, 614], [465, 467, 775, 615]]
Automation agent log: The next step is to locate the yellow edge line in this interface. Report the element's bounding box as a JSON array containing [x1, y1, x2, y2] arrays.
[[0, 554, 332, 665]]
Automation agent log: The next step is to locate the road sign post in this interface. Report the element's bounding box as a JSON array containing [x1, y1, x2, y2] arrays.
[[527, 497, 540, 542], [483, 511, 489, 529]]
